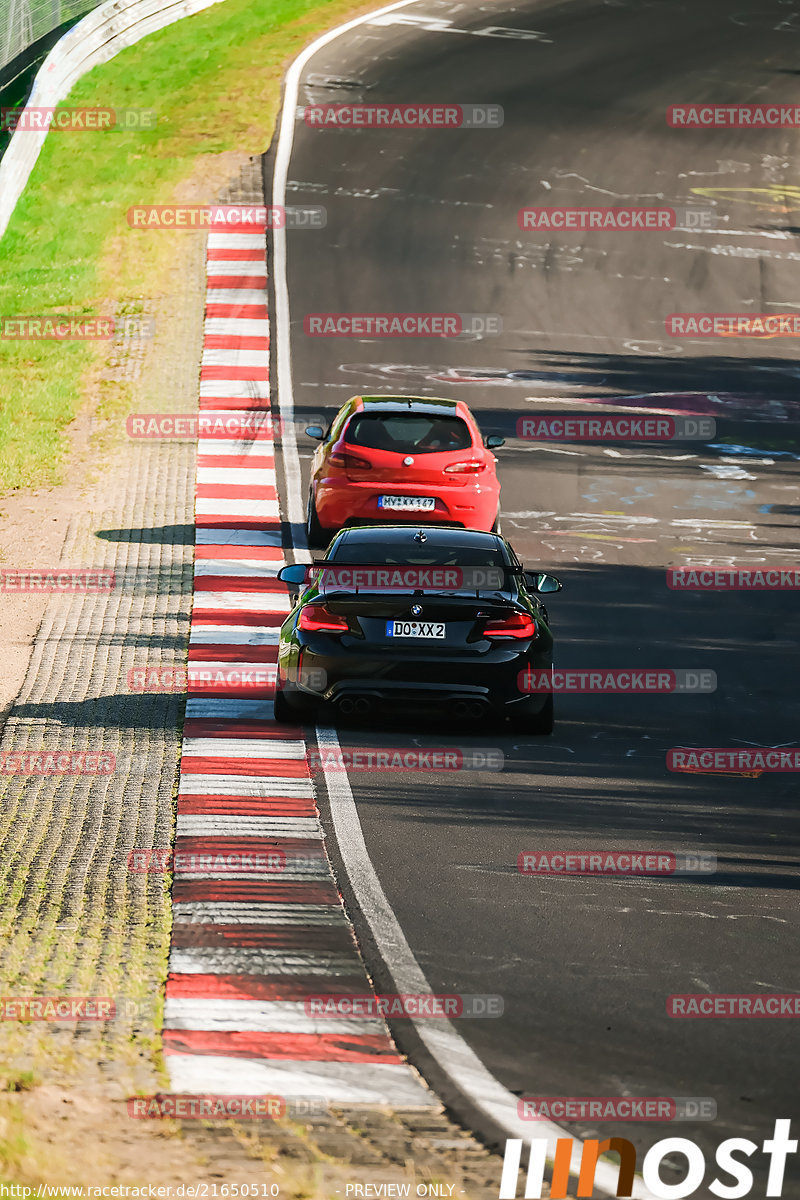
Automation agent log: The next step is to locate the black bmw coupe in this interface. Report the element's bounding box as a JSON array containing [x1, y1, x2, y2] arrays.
[[274, 524, 562, 733]]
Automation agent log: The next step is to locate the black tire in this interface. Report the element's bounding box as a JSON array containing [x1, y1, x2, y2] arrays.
[[306, 492, 327, 549], [491, 510, 502, 534], [509, 693, 554, 735], [272, 686, 293, 723]]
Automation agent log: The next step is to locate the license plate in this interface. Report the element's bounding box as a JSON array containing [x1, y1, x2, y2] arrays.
[[378, 495, 436, 511], [386, 620, 446, 639]]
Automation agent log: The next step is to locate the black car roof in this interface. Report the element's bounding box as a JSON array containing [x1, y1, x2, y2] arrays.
[[334, 525, 506, 551]]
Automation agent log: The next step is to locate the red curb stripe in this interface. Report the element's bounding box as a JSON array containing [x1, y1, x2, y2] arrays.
[[177, 798, 317, 816], [166, 974, 366, 1000], [198, 398, 271, 413], [172, 881, 339, 903], [192, 577, 284, 594], [203, 335, 270, 350], [196, 455, 275, 471], [188, 646, 278, 663], [180, 757, 309, 777], [195, 484, 278, 499], [189, 611, 285, 626], [206, 275, 267, 289], [207, 249, 267, 261], [200, 365, 269, 381], [193, 522, 280, 534], [194, 542, 281, 557], [205, 303, 268, 317], [182, 721, 302, 739], [185, 683, 274, 698], [163, 1030, 403, 1063], [171, 926, 355, 950]]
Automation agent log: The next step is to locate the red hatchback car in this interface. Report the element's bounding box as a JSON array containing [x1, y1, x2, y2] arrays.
[[304, 395, 504, 546]]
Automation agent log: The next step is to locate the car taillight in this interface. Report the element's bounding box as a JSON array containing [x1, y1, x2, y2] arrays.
[[330, 450, 373, 470], [444, 460, 485, 474], [299, 604, 349, 633], [484, 612, 536, 639]]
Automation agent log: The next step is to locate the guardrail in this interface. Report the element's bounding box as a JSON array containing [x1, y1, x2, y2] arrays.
[[0, 0, 227, 240]]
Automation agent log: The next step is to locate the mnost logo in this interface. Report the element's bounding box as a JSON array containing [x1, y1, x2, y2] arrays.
[[498, 1119, 797, 1198]]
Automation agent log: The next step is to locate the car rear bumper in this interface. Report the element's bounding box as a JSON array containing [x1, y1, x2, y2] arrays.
[[314, 479, 499, 531], [280, 645, 552, 716]]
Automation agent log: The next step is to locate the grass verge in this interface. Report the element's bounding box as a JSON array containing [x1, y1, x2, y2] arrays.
[[0, 0, 378, 490]]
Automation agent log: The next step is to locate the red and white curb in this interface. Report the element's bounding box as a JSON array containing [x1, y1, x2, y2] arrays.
[[163, 221, 434, 1107]]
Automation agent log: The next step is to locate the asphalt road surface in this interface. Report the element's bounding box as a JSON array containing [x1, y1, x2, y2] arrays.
[[267, 0, 800, 1192]]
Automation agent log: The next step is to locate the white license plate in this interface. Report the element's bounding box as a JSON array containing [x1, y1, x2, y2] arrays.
[[386, 620, 446, 639], [378, 495, 436, 511]]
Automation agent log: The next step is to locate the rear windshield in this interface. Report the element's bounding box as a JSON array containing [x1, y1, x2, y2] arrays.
[[327, 542, 507, 568], [344, 413, 472, 454]]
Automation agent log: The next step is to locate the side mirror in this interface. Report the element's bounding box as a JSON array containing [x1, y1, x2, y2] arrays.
[[305, 425, 325, 440], [485, 435, 505, 449], [529, 572, 562, 594], [277, 563, 310, 585]]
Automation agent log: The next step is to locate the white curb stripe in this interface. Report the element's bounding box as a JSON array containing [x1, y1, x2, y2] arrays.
[[179, 776, 313, 797], [165, 998, 385, 1034], [168, 1056, 434, 1105], [173, 902, 347, 924]]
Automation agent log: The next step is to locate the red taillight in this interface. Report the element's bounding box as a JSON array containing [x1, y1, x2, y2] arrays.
[[484, 612, 536, 639], [444, 460, 485, 474], [330, 450, 373, 471], [299, 604, 349, 633]]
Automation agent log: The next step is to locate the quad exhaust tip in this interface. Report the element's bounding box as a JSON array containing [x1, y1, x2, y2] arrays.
[[337, 696, 373, 716], [452, 699, 487, 720]]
